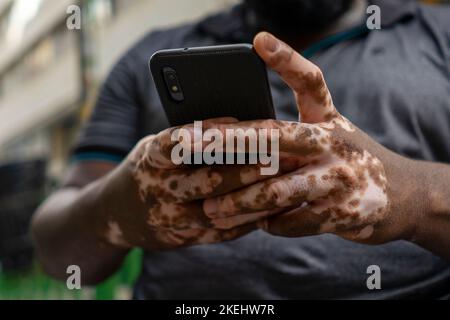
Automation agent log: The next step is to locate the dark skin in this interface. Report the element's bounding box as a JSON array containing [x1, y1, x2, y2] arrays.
[[32, 4, 450, 285], [32, 162, 125, 284], [32, 118, 275, 283]]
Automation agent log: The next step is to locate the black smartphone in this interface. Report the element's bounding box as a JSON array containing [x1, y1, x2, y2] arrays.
[[149, 44, 275, 126]]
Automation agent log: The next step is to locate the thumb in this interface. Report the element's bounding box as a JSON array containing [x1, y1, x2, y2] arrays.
[[254, 32, 337, 124]]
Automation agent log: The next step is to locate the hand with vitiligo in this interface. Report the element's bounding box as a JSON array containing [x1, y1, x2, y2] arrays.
[[97, 116, 294, 250], [202, 32, 425, 244], [98, 32, 450, 255]]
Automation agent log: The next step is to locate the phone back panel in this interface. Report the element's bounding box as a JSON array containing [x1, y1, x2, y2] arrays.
[[149, 44, 275, 126]]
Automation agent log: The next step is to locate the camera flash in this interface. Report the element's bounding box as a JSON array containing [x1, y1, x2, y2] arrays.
[[171, 85, 179, 92]]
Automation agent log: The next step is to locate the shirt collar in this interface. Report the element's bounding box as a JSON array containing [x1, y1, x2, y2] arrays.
[[372, 0, 418, 27], [198, 0, 418, 43]]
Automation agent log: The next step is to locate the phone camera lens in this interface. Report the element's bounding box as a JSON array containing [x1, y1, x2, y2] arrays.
[[163, 67, 184, 102]]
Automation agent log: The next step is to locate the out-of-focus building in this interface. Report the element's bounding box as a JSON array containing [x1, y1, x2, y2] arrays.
[[0, 0, 236, 299], [0, 0, 81, 177], [0, 0, 237, 181]]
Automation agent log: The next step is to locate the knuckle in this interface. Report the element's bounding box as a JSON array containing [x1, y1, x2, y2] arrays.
[[203, 170, 223, 193], [262, 119, 282, 129], [148, 203, 187, 229], [267, 180, 290, 206], [137, 135, 155, 152], [311, 65, 324, 78], [147, 205, 164, 227], [129, 136, 153, 164], [220, 196, 237, 214], [270, 43, 293, 68]]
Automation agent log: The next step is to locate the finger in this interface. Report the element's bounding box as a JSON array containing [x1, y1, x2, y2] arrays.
[[204, 117, 239, 124], [258, 204, 329, 237], [135, 117, 239, 169], [151, 156, 304, 203], [148, 200, 283, 231], [148, 201, 211, 230], [203, 164, 338, 218], [156, 165, 271, 202], [253, 32, 338, 123], [260, 200, 376, 242], [154, 222, 258, 248], [211, 207, 285, 230], [131, 130, 179, 169], [198, 119, 330, 158]]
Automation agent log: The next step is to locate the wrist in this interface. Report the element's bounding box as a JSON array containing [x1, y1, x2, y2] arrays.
[[401, 159, 428, 243], [378, 154, 425, 243], [72, 174, 124, 250], [407, 160, 450, 245], [92, 163, 131, 249], [93, 160, 153, 249]]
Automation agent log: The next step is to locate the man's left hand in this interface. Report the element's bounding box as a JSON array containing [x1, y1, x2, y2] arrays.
[[202, 32, 424, 244]]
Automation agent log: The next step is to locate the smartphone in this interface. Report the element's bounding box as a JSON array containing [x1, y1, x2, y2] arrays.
[[149, 44, 275, 126]]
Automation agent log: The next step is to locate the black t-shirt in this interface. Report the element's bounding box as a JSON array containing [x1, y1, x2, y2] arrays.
[[74, 0, 450, 299]]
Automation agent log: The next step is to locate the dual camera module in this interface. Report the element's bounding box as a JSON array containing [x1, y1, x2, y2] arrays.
[[163, 67, 184, 102]]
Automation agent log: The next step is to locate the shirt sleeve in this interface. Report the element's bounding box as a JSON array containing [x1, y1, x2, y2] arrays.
[[72, 50, 142, 160]]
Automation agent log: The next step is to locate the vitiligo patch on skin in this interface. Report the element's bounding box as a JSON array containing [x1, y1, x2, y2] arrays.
[[113, 125, 269, 249], [132, 87, 388, 244], [202, 114, 388, 241], [105, 221, 129, 247], [314, 151, 388, 239], [196, 29, 389, 239], [102, 32, 396, 250], [320, 115, 355, 133], [133, 165, 223, 204], [240, 166, 262, 185]]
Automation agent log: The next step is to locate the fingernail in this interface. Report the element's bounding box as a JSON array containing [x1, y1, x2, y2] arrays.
[[264, 33, 280, 53], [203, 199, 218, 217]]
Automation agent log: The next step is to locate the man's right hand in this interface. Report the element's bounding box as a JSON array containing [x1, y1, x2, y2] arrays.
[[33, 117, 293, 283], [95, 118, 285, 251]]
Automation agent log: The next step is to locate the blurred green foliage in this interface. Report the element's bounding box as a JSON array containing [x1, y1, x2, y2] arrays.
[[0, 249, 142, 300]]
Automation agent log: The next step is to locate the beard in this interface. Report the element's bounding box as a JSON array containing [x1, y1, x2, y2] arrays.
[[244, 0, 354, 34]]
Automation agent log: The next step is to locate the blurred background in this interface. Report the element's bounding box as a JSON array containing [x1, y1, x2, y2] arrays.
[[0, 0, 447, 300], [0, 0, 238, 300]]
